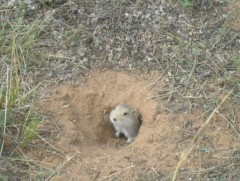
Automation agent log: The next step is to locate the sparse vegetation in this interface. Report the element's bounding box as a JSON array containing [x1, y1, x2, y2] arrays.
[[0, 0, 240, 180], [179, 0, 193, 7], [0, 5, 52, 180]]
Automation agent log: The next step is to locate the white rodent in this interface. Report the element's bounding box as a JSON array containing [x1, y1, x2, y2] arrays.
[[109, 104, 142, 143]]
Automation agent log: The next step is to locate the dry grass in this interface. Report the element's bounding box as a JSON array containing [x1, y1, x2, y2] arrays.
[[0, 4, 56, 179]]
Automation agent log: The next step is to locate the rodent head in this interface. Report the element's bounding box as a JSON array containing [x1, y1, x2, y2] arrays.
[[110, 104, 135, 122]]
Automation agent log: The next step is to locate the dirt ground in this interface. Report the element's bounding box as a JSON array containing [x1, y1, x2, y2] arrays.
[[32, 69, 240, 180], [1, 0, 240, 180], [30, 0, 240, 180]]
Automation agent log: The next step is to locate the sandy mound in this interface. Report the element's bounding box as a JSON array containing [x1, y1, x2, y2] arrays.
[[36, 70, 240, 180], [39, 70, 160, 180], [49, 70, 157, 147]]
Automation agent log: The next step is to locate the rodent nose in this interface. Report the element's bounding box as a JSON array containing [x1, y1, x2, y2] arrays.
[[113, 118, 117, 121]]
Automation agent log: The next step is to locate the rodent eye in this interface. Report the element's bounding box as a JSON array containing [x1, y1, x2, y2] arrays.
[[123, 112, 128, 116], [113, 118, 117, 121]]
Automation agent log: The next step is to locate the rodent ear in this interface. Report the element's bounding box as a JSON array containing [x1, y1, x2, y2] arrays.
[[132, 109, 142, 118], [131, 109, 137, 116]]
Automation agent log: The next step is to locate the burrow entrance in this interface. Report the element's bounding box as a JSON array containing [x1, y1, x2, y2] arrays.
[[40, 70, 158, 151], [36, 70, 240, 180]]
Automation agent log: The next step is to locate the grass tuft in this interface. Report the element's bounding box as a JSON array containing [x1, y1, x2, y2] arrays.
[[0, 4, 51, 180], [21, 113, 42, 147]]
